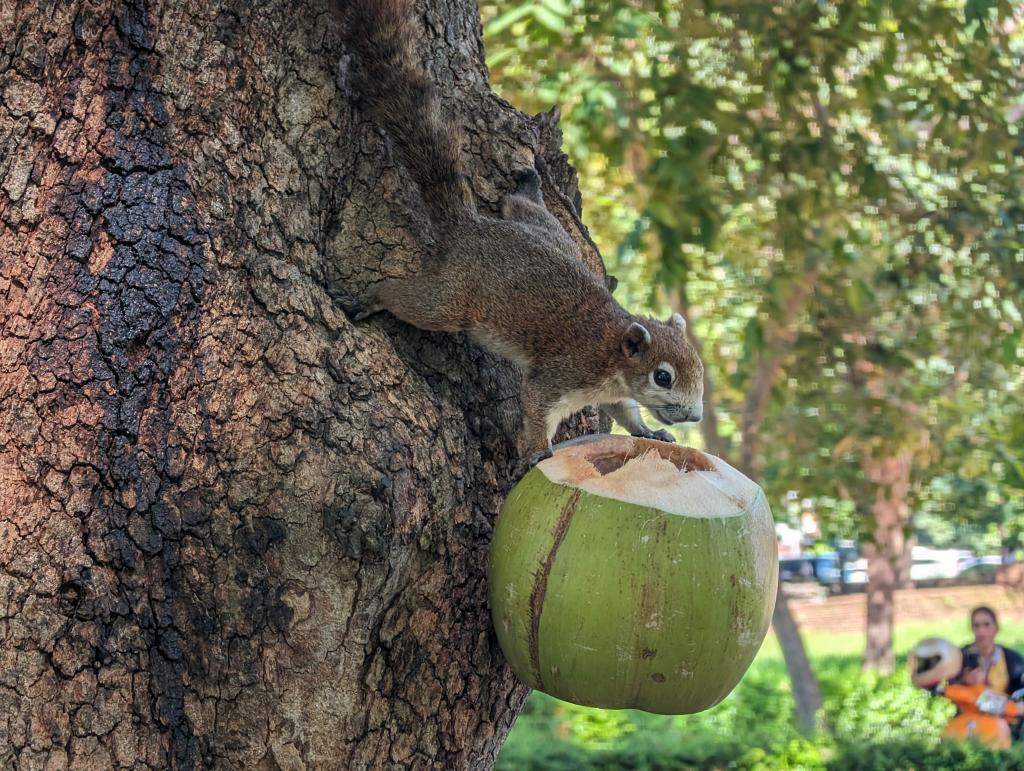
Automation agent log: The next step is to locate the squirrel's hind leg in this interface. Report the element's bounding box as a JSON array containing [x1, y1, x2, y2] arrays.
[[350, 303, 386, 323], [511, 167, 543, 202], [339, 291, 387, 323], [501, 167, 549, 225], [502, 169, 581, 258]]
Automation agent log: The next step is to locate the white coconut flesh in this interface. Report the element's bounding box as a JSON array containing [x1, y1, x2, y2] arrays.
[[538, 435, 761, 518]]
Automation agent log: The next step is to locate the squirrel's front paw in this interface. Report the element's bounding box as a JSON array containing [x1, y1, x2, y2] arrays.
[[635, 428, 675, 443], [529, 447, 554, 466], [345, 302, 385, 323]]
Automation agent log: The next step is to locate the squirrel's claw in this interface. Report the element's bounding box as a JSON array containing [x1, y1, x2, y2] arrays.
[[634, 428, 675, 444], [529, 448, 554, 466]]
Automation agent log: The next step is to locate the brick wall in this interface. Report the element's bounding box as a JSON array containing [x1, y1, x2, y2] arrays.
[[788, 585, 1024, 634]]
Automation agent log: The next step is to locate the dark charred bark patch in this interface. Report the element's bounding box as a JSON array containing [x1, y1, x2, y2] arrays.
[[2, 0, 215, 766], [323, 503, 391, 561]]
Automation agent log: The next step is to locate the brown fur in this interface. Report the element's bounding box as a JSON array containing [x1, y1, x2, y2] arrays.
[[343, 0, 704, 464], [345, 0, 471, 222]]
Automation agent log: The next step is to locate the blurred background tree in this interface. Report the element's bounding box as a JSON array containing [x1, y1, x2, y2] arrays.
[[481, 0, 1023, 733]]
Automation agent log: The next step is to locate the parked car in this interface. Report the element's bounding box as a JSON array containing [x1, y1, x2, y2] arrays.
[[811, 549, 860, 586], [779, 556, 816, 582], [956, 555, 1003, 581], [909, 546, 966, 581], [786, 545, 997, 589], [796, 548, 865, 592], [843, 558, 867, 586]]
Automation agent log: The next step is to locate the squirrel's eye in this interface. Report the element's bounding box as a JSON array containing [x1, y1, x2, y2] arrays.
[[653, 369, 672, 388]]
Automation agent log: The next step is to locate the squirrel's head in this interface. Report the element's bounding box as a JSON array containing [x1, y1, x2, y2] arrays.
[[619, 314, 704, 425]]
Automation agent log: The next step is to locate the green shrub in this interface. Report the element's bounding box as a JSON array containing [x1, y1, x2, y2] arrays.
[[829, 739, 1024, 771], [823, 665, 954, 745], [497, 650, 1024, 771]]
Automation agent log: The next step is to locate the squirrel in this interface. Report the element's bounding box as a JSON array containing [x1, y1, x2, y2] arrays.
[[342, 0, 704, 468]]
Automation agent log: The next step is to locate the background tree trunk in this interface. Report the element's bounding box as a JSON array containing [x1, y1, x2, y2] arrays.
[[744, 468, 824, 735], [0, 1, 604, 767], [737, 271, 824, 735], [680, 278, 824, 736], [770, 586, 821, 735], [721, 272, 825, 735], [861, 452, 913, 675]]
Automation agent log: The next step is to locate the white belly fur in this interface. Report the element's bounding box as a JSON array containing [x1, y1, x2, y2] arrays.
[[546, 378, 625, 437], [470, 330, 532, 369]]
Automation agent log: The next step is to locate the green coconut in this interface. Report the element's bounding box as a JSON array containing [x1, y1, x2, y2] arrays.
[[488, 434, 778, 714]]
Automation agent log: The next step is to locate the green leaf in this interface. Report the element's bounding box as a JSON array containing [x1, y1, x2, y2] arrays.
[[847, 279, 873, 315], [646, 199, 679, 229], [1002, 332, 1021, 365], [965, 0, 997, 27], [532, 5, 567, 33], [744, 318, 764, 360], [484, 3, 534, 36], [485, 46, 517, 69], [541, 0, 572, 15]]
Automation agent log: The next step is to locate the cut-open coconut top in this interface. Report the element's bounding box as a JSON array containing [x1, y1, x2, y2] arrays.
[[537, 435, 761, 518]]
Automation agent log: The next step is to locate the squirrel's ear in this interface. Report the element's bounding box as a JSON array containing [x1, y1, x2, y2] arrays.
[[622, 322, 651, 357], [668, 313, 686, 331]]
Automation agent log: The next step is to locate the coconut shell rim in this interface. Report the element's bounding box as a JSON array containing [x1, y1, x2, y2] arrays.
[[514, 467, 769, 522]]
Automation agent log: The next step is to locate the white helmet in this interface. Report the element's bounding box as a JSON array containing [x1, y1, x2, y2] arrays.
[[908, 637, 963, 689]]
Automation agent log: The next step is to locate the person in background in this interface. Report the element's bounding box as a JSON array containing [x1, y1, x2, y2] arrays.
[[959, 606, 1024, 739]]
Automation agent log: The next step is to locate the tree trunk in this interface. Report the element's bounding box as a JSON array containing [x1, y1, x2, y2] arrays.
[[672, 291, 728, 460], [736, 276, 824, 735], [862, 452, 913, 675], [0, 1, 604, 767], [680, 280, 824, 736], [770, 585, 821, 735], [897, 533, 916, 590]]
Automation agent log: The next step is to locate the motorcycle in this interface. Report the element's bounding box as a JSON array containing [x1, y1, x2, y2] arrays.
[[908, 637, 1024, 749]]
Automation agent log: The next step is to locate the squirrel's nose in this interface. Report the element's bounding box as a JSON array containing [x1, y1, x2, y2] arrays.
[[653, 404, 702, 425], [682, 406, 702, 423]]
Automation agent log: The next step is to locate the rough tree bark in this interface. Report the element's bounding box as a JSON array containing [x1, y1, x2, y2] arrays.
[[0, 1, 604, 767], [861, 452, 913, 675]]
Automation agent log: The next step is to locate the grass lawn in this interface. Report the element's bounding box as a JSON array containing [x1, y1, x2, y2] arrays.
[[758, 618, 1024, 662]]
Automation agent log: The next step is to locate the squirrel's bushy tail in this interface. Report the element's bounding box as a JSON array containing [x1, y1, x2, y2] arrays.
[[344, 0, 471, 223]]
